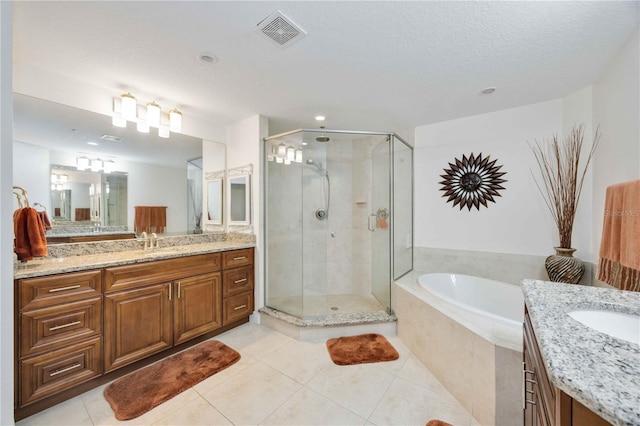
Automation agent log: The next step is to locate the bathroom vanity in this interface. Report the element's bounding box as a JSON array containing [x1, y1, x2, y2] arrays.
[[14, 241, 254, 420], [522, 280, 640, 426]]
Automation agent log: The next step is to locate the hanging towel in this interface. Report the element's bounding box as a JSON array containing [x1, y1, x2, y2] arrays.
[[14, 207, 48, 261], [597, 180, 640, 291], [37, 210, 52, 231]]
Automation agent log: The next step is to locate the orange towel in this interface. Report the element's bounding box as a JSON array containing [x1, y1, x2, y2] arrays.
[[14, 207, 48, 261], [597, 180, 640, 291]]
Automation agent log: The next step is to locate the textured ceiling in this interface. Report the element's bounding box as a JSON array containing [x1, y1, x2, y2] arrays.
[[12, 1, 640, 164]]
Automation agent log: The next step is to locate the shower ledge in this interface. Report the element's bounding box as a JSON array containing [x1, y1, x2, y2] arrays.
[[259, 307, 397, 341]]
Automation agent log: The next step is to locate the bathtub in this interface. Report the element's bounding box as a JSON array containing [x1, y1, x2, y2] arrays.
[[417, 273, 524, 349], [393, 272, 524, 425]]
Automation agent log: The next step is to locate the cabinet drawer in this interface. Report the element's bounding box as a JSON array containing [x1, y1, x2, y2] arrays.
[[222, 248, 254, 269], [20, 297, 102, 357], [18, 270, 102, 310], [222, 266, 254, 298], [104, 253, 221, 292], [223, 291, 254, 325], [20, 337, 102, 406]]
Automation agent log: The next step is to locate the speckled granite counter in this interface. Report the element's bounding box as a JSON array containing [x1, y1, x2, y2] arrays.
[[522, 279, 640, 426], [14, 234, 255, 279]]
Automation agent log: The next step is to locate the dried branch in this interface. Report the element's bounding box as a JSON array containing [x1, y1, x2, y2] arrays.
[[529, 124, 600, 248]]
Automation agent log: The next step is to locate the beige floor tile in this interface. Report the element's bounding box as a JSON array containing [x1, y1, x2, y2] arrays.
[[397, 354, 447, 393], [260, 339, 333, 384], [152, 395, 232, 425], [16, 396, 92, 426], [200, 361, 302, 425], [307, 362, 395, 419], [369, 376, 471, 426], [261, 387, 367, 425], [215, 323, 295, 359]]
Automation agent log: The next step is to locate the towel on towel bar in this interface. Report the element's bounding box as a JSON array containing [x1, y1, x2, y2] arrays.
[[14, 207, 48, 261]]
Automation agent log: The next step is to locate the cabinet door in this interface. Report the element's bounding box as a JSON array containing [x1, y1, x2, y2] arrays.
[[104, 283, 172, 372], [174, 272, 222, 345]]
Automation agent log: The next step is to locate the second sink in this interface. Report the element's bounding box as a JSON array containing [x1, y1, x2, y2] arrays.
[[568, 309, 640, 345]]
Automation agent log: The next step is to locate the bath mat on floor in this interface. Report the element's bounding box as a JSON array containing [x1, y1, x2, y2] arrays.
[[426, 420, 454, 426], [103, 340, 240, 420], [326, 333, 399, 365]]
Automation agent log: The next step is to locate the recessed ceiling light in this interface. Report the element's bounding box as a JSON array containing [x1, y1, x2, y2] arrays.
[[315, 115, 326, 121], [480, 87, 496, 95], [87, 141, 99, 146], [198, 52, 219, 64]]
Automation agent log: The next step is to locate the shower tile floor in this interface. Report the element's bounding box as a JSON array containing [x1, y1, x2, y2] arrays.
[[268, 293, 387, 318], [16, 323, 480, 426]]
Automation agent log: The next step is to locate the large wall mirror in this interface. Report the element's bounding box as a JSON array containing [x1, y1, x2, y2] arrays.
[[204, 170, 224, 227], [13, 94, 225, 237], [227, 164, 252, 227]]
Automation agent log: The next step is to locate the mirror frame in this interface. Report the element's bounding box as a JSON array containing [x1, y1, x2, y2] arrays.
[[227, 164, 253, 228], [204, 170, 225, 227]]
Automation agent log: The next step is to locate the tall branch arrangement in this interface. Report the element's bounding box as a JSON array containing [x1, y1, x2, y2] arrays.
[[529, 124, 600, 249]]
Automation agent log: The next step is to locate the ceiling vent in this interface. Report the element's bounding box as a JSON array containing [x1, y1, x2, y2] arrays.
[[255, 10, 306, 49], [100, 134, 123, 142]]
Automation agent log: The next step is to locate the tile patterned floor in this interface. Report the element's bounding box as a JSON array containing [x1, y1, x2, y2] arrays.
[[16, 323, 479, 426]]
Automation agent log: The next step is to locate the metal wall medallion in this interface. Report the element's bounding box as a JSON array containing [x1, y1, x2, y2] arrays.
[[439, 153, 507, 211]]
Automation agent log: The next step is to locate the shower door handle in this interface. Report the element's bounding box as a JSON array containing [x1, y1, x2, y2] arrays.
[[368, 214, 377, 232]]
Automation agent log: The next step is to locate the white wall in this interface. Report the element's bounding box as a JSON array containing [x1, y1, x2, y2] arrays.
[[226, 115, 268, 316], [592, 27, 640, 264], [415, 99, 564, 257], [13, 141, 49, 210], [1, 2, 14, 423]]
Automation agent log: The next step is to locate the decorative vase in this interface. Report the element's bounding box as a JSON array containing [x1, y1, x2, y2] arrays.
[[545, 247, 585, 284]]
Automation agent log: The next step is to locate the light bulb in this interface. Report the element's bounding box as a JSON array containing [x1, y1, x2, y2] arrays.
[[275, 156, 283, 164], [158, 125, 170, 138], [103, 160, 115, 174], [91, 159, 103, 172], [295, 149, 303, 163], [169, 109, 182, 132], [60, 174, 68, 183], [284, 159, 291, 165], [112, 113, 127, 128], [121, 93, 137, 120], [51, 173, 57, 183], [137, 120, 150, 133], [277, 143, 287, 157], [267, 155, 275, 162], [77, 156, 89, 170], [287, 146, 295, 161], [147, 102, 161, 127]]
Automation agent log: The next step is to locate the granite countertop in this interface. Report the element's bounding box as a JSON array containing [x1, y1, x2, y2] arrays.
[[522, 279, 640, 426], [14, 240, 255, 279]]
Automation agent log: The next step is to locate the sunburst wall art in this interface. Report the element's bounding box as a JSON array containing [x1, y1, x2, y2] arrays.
[[439, 152, 507, 211]]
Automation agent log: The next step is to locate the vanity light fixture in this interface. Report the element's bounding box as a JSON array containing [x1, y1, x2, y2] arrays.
[[90, 159, 104, 172], [295, 149, 303, 163], [103, 160, 116, 174], [277, 143, 287, 157], [112, 93, 183, 137], [286, 146, 295, 161], [76, 156, 116, 173]]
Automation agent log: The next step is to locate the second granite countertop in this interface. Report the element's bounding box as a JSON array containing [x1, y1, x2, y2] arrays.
[[522, 279, 640, 426]]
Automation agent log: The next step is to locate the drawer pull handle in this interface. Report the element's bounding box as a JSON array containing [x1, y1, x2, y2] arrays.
[[525, 378, 537, 384], [48, 285, 81, 293], [49, 321, 81, 331], [525, 399, 536, 406], [234, 278, 248, 284], [49, 363, 81, 377], [526, 389, 535, 395], [233, 256, 246, 261], [234, 304, 247, 311]]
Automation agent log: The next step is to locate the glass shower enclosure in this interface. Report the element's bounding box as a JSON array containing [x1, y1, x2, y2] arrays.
[[264, 129, 413, 320]]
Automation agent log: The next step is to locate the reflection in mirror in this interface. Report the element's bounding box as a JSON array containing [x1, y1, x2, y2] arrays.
[[227, 164, 252, 228], [207, 178, 223, 224], [50, 165, 127, 227]]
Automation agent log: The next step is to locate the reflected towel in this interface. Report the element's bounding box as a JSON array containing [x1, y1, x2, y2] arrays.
[[134, 206, 167, 234], [597, 180, 640, 291], [37, 210, 52, 231], [14, 207, 48, 261]]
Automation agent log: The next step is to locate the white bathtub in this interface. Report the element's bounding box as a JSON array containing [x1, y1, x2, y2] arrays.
[[393, 272, 525, 425], [411, 273, 523, 351]]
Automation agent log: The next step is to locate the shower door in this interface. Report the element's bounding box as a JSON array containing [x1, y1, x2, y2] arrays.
[[371, 138, 391, 311]]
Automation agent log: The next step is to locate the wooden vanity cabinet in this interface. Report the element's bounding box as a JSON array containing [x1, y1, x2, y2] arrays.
[[16, 270, 103, 407], [221, 248, 254, 325], [103, 253, 223, 372], [523, 307, 611, 426]]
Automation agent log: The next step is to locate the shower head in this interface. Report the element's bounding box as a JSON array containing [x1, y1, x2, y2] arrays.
[[305, 159, 327, 176], [315, 136, 330, 143]]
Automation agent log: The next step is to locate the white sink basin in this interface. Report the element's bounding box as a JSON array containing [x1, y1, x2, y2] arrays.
[[568, 310, 640, 345]]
